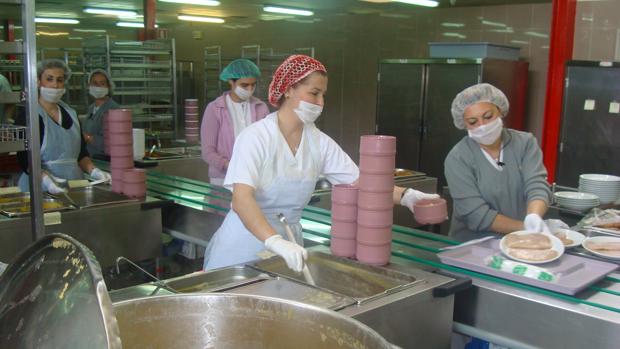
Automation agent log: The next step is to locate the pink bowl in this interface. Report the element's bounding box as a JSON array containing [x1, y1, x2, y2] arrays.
[[357, 207, 393, 227], [109, 145, 133, 157], [111, 156, 134, 169], [330, 219, 357, 239], [356, 243, 391, 266], [185, 106, 198, 113], [186, 136, 200, 144], [123, 168, 146, 183], [331, 203, 358, 222], [330, 237, 356, 258], [359, 135, 396, 155], [359, 173, 394, 193], [357, 191, 393, 210], [123, 186, 146, 199], [109, 122, 132, 134], [185, 99, 198, 106], [111, 179, 123, 194], [185, 120, 199, 125], [332, 184, 359, 205], [356, 224, 392, 245], [359, 154, 395, 175], [414, 198, 448, 225], [108, 109, 132, 122]]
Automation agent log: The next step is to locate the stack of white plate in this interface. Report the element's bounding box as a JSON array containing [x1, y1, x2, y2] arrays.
[[554, 191, 600, 211], [579, 174, 620, 204]]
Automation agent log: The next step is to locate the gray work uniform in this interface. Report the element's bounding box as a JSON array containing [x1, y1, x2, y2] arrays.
[[83, 98, 120, 156], [444, 128, 552, 242]]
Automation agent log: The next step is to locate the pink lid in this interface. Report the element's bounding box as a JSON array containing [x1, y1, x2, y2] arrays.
[[108, 109, 132, 122], [359, 154, 395, 175], [357, 191, 393, 210], [358, 173, 394, 193], [359, 135, 396, 155]]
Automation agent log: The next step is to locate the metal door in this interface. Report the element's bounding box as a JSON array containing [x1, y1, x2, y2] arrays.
[[556, 63, 620, 186], [376, 63, 424, 170], [419, 63, 480, 188]]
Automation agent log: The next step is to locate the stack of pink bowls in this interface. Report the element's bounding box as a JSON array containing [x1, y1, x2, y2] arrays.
[[107, 109, 134, 194], [356, 135, 396, 266], [123, 168, 146, 198], [184, 99, 199, 144], [103, 111, 110, 156], [330, 184, 359, 258]]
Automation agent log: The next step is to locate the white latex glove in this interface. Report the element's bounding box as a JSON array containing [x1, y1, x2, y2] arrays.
[[42, 175, 66, 194], [523, 213, 551, 234], [90, 168, 111, 183], [264, 234, 307, 273], [545, 219, 569, 232], [400, 188, 440, 213]]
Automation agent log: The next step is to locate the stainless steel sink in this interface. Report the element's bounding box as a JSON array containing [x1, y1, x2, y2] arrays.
[[253, 251, 422, 304]]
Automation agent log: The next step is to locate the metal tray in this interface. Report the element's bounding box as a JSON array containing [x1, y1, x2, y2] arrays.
[[164, 266, 270, 293], [394, 168, 425, 180], [0, 192, 31, 205], [253, 251, 421, 304], [56, 186, 137, 209], [226, 277, 356, 310], [437, 238, 618, 295], [0, 197, 74, 217], [143, 150, 184, 161]]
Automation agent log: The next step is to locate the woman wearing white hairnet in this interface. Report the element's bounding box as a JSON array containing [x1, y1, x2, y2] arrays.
[[444, 83, 564, 242], [16, 59, 111, 194], [82, 69, 120, 156]]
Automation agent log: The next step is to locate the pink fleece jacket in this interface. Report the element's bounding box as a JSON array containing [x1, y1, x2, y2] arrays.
[[200, 92, 270, 180]]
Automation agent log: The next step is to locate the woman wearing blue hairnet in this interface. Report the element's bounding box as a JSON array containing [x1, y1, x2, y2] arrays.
[[201, 59, 270, 186], [82, 69, 120, 156], [444, 83, 565, 242]]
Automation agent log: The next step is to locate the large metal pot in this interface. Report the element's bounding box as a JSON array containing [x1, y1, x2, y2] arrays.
[[113, 293, 396, 349]]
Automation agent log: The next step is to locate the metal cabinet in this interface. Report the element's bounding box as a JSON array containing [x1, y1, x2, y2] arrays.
[[376, 58, 528, 188], [555, 61, 620, 187]]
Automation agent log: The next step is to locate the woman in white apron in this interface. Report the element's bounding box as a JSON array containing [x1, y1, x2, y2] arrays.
[[16, 59, 111, 194], [204, 55, 439, 272]]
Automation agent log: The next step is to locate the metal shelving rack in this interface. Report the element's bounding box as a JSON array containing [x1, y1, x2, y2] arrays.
[[0, 0, 45, 240], [204, 44, 315, 105], [83, 36, 178, 140], [40, 47, 88, 114]]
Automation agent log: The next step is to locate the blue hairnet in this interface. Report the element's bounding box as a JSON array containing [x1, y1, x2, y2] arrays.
[[450, 83, 509, 130], [219, 59, 261, 81]]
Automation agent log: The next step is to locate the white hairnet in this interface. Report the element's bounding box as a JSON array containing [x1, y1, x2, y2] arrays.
[[450, 83, 509, 130], [88, 68, 115, 95], [37, 58, 71, 81]]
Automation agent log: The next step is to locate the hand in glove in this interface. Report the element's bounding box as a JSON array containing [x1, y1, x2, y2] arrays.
[[545, 219, 569, 233], [42, 175, 66, 194], [400, 188, 440, 213], [90, 168, 111, 183], [523, 213, 551, 234], [264, 234, 307, 273]]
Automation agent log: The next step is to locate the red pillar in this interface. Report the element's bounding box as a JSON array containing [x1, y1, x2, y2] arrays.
[[143, 0, 156, 41], [541, 0, 577, 183]]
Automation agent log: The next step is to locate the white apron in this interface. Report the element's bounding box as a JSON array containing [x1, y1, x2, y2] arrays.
[[18, 101, 83, 191], [203, 124, 321, 270]]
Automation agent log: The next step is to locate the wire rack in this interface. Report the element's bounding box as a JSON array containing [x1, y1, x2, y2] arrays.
[[0, 124, 27, 152]]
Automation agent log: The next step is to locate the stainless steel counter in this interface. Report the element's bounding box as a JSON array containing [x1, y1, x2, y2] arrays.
[[0, 191, 165, 267]]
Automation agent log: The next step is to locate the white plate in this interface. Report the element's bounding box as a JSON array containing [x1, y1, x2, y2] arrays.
[[500, 231, 564, 264], [554, 191, 599, 200], [582, 236, 620, 260], [552, 229, 585, 248], [580, 174, 620, 182]]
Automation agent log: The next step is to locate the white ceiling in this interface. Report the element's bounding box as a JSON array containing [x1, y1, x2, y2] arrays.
[[0, 0, 550, 30]]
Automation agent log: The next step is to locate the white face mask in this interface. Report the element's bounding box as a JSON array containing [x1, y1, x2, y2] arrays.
[[234, 85, 253, 101], [294, 100, 323, 125], [89, 86, 109, 99], [40, 87, 66, 103], [468, 117, 503, 145]]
